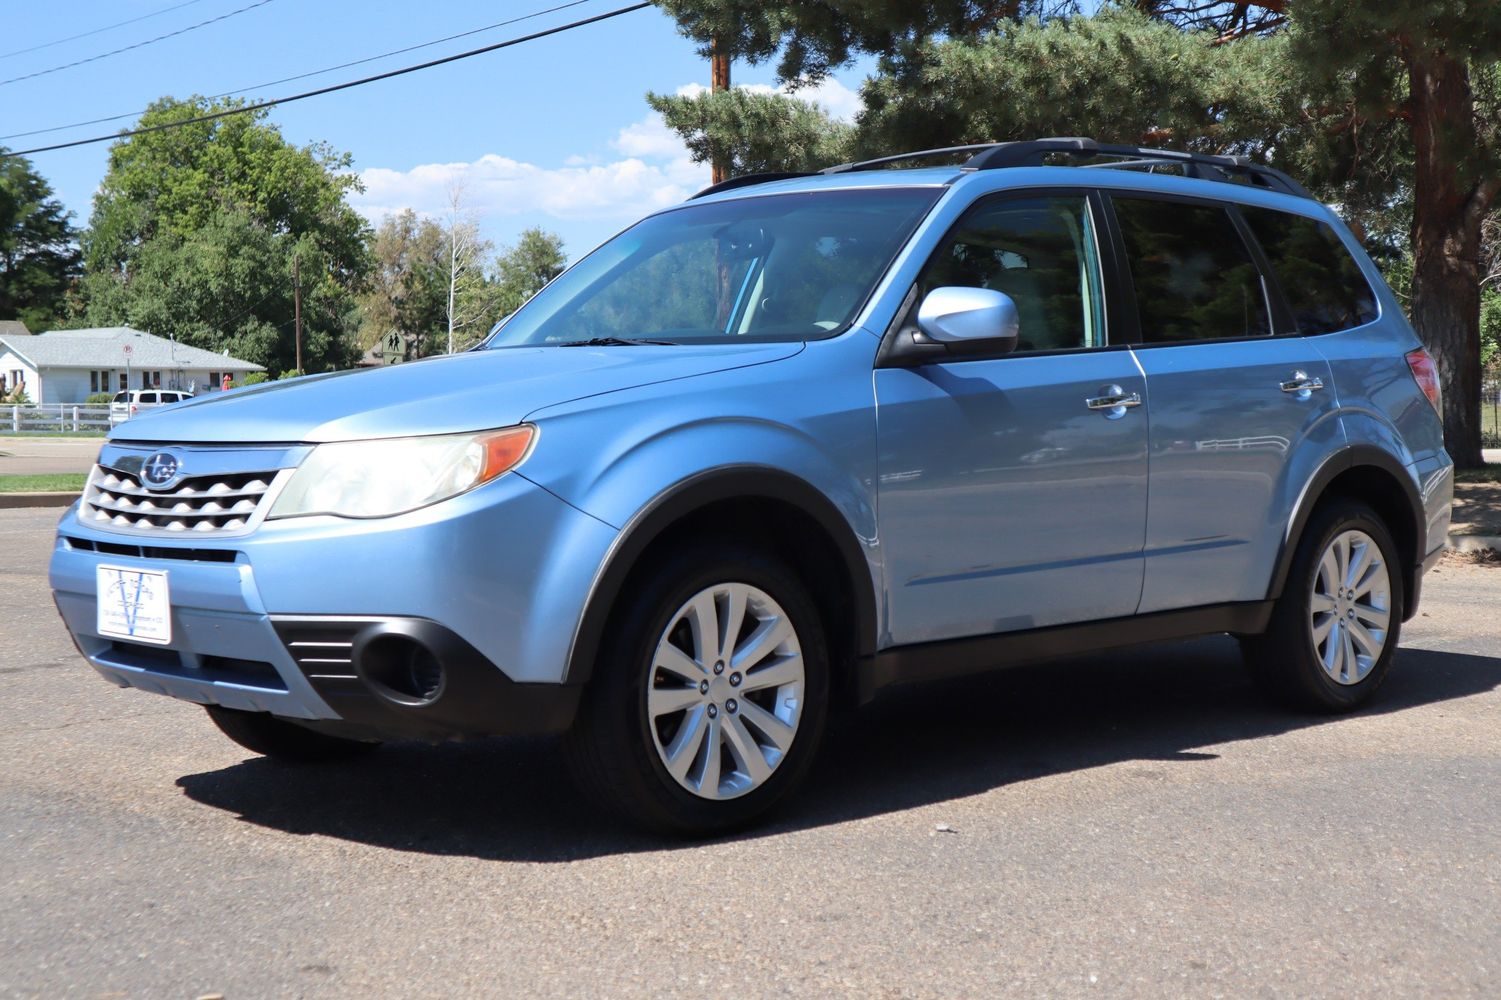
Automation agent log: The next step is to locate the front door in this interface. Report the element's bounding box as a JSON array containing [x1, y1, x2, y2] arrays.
[[875, 192, 1150, 647]]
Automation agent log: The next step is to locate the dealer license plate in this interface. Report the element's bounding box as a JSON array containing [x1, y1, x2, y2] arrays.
[[96, 565, 172, 645]]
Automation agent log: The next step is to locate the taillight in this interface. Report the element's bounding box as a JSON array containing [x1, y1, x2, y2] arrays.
[[1405, 347, 1442, 415]]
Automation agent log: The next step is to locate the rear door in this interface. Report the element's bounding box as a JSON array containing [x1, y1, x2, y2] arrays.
[[875, 190, 1150, 645], [1105, 193, 1340, 613]]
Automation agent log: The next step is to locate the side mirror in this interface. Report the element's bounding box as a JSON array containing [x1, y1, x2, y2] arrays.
[[916, 286, 1019, 354]]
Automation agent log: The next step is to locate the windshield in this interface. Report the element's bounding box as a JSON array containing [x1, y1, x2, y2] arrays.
[[484, 188, 940, 348]]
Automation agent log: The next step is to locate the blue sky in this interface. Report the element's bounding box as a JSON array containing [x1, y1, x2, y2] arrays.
[[0, 0, 870, 260]]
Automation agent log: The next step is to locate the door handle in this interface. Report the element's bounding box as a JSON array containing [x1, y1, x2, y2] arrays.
[[1279, 372, 1325, 394], [1085, 389, 1142, 411]]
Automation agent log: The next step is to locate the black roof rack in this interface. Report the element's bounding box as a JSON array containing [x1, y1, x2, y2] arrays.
[[689, 171, 814, 200], [690, 136, 1313, 201], [961, 137, 1313, 199], [819, 144, 1000, 174]]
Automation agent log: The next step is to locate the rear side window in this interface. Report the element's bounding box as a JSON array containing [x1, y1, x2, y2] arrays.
[[139, 392, 158, 403], [1113, 197, 1270, 343], [1241, 207, 1378, 334]]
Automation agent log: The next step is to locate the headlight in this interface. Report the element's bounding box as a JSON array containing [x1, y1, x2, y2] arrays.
[[269, 425, 535, 519]]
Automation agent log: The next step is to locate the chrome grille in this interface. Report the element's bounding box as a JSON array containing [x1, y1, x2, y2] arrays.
[[83, 464, 278, 535]]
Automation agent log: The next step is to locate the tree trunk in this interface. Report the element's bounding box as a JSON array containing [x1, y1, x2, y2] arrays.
[[1407, 49, 1495, 469]]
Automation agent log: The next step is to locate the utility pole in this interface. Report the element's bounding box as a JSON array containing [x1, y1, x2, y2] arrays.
[[710, 36, 730, 184], [293, 251, 303, 376]]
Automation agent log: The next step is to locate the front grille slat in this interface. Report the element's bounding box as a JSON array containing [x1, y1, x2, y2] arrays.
[[84, 464, 279, 537]]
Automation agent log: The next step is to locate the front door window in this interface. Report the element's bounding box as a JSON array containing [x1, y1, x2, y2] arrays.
[[918, 194, 1107, 352]]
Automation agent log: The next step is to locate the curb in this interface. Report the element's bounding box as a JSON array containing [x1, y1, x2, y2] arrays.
[[0, 492, 80, 510]]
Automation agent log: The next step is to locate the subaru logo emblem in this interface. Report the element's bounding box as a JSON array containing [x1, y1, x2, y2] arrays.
[[140, 452, 181, 489]]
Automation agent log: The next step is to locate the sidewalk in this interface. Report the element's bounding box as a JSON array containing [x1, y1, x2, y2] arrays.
[[1451, 457, 1501, 554], [0, 437, 102, 475]]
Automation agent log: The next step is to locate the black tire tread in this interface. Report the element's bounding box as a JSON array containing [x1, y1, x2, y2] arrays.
[[564, 541, 829, 836], [1243, 498, 1403, 713]]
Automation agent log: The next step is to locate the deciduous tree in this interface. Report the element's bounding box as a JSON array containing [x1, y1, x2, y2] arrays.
[[492, 227, 568, 319], [81, 97, 371, 373], [357, 208, 447, 359], [0, 149, 79, 330]]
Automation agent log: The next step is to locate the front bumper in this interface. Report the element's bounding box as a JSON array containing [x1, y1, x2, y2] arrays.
[[49, 464, 617, 740]]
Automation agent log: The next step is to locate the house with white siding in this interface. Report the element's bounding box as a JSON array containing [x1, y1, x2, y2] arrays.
[[0, 326, 263, 404]]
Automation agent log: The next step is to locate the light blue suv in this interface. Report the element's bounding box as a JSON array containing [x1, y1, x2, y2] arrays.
[[50, 139, 1453, 834]]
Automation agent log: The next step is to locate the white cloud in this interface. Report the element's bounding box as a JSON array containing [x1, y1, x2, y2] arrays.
[[351, 147, 708, 230], [612, 112, 688, 160], [347, 75, 863, 243]]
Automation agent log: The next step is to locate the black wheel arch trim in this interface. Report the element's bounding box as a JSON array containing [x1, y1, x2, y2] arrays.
[[563, 466, 880, 686], [1269, 444, 1426, 619]]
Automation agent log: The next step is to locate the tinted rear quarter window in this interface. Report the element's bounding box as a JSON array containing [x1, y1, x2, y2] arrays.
[[1241, 207, 1378, 334], [1113, 197, 1270, 343]]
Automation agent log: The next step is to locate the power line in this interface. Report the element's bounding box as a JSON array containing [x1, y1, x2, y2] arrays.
[[0, 0, 596, 143], [1, 3, 652, 159], [0, 0, 278, 89], [0, 0, 212, 59]]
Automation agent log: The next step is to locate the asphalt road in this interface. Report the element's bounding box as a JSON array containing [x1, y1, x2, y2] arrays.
[[3, 506, 1500, 999]]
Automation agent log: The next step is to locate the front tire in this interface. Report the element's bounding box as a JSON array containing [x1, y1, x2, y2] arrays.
[[566, 543, 830, 836], [205, 706, 380, 762], [1244, 499, 1403, 712]]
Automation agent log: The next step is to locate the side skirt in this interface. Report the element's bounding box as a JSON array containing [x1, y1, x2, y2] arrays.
[[859, 601, 1273, 703]]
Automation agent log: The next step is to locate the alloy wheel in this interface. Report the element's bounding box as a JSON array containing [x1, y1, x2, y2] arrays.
[[646, 582, 805, 800], [1308, 528, 1391, 686]]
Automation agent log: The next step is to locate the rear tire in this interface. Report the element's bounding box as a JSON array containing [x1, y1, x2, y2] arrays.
[[1243, 498, 1403, 712], [565, 542, 829, 836], [205, 706, 380, 762]]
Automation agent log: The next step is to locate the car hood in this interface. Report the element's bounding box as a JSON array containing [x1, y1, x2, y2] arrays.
[[108, 343, 803, 444]]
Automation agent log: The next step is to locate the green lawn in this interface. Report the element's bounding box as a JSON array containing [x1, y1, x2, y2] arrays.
[[0, 473, 87, 493]]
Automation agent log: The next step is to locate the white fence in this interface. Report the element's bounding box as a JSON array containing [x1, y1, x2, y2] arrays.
[[6, 404, 111, 434]]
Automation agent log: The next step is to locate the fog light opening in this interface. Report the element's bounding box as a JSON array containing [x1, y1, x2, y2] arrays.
[[358, 634, 446, 706]]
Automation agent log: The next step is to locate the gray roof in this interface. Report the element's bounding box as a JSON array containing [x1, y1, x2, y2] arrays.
[[0, 320, 31, 337], [0, 326, 263, 371]]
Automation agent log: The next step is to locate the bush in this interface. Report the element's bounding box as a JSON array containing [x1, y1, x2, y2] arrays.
[[85, 392, 114, 404], [242, 372, 270, 386]]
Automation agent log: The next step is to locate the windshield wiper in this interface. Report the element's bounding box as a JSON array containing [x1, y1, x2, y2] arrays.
[[554, 336, 678, 347]]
